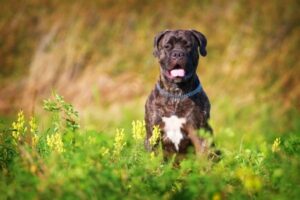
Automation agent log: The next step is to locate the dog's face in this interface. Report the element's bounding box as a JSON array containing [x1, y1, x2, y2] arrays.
[[153, 30, 207, 83]]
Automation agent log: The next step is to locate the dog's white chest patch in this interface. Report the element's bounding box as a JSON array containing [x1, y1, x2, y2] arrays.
[[162, 115, 186, 151]]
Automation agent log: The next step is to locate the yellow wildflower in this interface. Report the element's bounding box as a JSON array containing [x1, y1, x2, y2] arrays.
[[272, 137, 281, 153], [132, 120, 145, 141], [12, 110, 27, 141], [236, 167, 262, 192], [100, 147, 110, 157], [47, 133, 64, 153], [30, 164, 37, 174], [149, 126, 160, 147], [32, 134, 39, 147], [29, 116, 39, 147], [113, 129, 126, 156], [29, 116, 37, 134], [212, 193, 221, 200]]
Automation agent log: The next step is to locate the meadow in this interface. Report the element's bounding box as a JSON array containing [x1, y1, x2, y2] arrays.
[[0, 92, 299, 199], [0, 0, 299, 199]]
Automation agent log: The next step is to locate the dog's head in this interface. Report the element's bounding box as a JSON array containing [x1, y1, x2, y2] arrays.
[[153, 29, 207, 83]]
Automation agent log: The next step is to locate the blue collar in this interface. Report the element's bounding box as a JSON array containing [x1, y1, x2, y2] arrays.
[[156, 83, 202, 99]]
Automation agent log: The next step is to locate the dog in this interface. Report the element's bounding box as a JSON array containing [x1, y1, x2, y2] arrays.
[[144, 29, 214, 158]]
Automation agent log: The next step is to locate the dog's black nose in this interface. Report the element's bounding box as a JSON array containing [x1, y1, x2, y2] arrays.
[[171, 50, 185, 60]]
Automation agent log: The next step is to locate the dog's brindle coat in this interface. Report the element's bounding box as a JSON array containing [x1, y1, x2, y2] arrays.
[[145, 29, 212, 156]]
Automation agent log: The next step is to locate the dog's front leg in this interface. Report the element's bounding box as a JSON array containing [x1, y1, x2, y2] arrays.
[[144, 122, 153, 152], [186, 126, 208, 157]]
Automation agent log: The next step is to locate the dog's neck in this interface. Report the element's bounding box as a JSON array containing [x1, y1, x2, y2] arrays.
[[158, 74, 200, 96]]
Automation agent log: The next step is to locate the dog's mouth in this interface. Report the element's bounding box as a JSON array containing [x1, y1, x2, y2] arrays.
[[168, 64, 186, 78]]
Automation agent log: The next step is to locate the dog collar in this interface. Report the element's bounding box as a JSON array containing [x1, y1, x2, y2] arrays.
[[156, 83, 202, 99]]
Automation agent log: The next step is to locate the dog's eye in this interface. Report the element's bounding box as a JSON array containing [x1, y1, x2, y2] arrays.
[[163, 44, 171, 49], [186, 44, 192, 48]]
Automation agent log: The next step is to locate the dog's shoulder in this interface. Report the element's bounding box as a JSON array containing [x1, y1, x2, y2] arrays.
[[145, 86, 158, 107], [145, 85, 161, 120], [195, 89, 211, 119]]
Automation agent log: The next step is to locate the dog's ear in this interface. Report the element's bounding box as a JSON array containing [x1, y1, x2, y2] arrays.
[[153, 30, 170, 57], [190, 30, 207, 57]]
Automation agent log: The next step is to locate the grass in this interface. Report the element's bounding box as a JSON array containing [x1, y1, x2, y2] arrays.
[[0, 93, 299, 200]]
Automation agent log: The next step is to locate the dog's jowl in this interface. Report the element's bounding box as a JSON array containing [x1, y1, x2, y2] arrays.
[[144, 29, 213, 157]]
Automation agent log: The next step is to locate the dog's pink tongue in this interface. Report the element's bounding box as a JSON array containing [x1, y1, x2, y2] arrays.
[[170, 69, 185, 77]]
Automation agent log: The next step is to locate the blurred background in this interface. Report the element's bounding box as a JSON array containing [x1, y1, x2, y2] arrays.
[[0, 0, 299, 137]]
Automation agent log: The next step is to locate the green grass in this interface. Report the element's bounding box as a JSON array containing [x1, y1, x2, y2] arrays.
[[0, 94, 299, 200]]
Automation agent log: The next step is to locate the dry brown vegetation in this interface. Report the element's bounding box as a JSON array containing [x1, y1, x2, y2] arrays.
[[0, 0, 299, 129]]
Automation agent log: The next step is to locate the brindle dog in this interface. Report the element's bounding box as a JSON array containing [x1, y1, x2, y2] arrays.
[[145, 29, 215, 158]]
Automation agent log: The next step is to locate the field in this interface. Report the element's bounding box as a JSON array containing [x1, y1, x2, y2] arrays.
[[0, 0, 299, 199]]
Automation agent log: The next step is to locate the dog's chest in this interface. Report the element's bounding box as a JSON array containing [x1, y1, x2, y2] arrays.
[[162, 115, 186, 151], [153, 97, 202, 151]]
